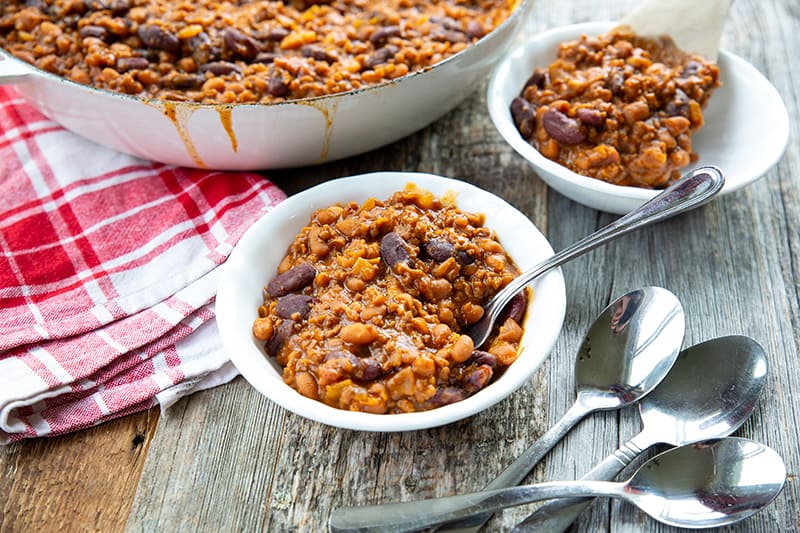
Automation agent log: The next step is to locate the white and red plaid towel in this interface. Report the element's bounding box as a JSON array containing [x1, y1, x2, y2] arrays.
[[0, 86, 286, 443]]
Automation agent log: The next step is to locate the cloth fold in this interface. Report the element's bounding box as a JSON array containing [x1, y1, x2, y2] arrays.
[[0, 86, 286, 443]]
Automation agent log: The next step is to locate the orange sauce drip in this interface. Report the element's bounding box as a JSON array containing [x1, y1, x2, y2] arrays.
[[161, 101, 207, 168], [216, 106, 238, 153], [297, 98, 340, 162]]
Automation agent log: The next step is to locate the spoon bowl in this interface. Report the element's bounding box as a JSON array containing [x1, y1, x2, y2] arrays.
[[515, 335, 769, 531], [628, 438, 785, 528], [573, 288, 684, 409], [328, 438, 786, 532], [638, 335, 768, 444]]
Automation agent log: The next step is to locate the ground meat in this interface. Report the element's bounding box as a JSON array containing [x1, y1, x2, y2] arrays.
[[252, 185, 528, 414], [512, 27, 720, 189], [0, 0, 515, 104]]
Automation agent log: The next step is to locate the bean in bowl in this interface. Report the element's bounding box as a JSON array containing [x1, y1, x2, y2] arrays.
[[253, 186, 527, 414], [0, 0, 517, 104], [511, 27, 720, 189]]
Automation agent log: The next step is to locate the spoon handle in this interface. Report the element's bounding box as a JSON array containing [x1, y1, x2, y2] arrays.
[[469, 166, 724, 346], [511, 434, 651, 533], [328, 479, 621, 533], [435, 401, 590, 532]]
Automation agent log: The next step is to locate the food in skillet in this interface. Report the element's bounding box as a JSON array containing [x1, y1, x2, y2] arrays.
[[252, 186, 527, 414], [0, 0, 517, 104], [511, 27, 720, 189]]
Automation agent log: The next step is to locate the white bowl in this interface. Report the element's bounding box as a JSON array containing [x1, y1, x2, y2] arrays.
[[216, 172, 566, 432], [488, 21, 790, 214], [0, 0, 535, 170]]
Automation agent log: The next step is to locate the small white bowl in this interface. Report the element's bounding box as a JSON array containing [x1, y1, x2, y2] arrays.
[[216, 172, 566, 432], [488, 21, 790, 214]]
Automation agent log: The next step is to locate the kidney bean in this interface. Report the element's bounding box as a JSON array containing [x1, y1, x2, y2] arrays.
[[576, 107, 605, 126], [255, 52, 277, 64], [511, 96, 536, 138], [466, 20, 484, 40], [363, 45, 397, 69], [262, 27, 290, 41], [83, 0, 107, 10], [380, 231, 409, 267], [463, 364, 493, 393], [430, 15, 462, 31], [138, 25, 180, 53], [116, 56, 149, 72], [542, 107, 586, 145], [301, 44, 337, 63], [369, 25, 400, 46], [223, 28, 260, 59], [200, 61, 242, 76], [471, 350, 497, 368], [421, 239, 454, 262], [607, 69, 625, 95], [682, 60, 702, 77], [25, 0, 48, 10], [79, 25, 107, 40], [266, 321, 293, 356], [275, 294, 314, 319], [455, 249, 475, 265], [109, 0, 129, 15], [430, 28, 467, 44], [666, 88, 690, 117], [267, 74, 290, 97], [165, 73, 204, 90], [498, 292, 527, 325], [358, 358, 382, 381], [189, 32, 220, 65], [524, 69, 548, 90], [267, 263, 316, 297], [430, 387, 468, 406]]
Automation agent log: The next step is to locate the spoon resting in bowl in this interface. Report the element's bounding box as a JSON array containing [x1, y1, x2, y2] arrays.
[[467, 165, 724, 348], [328, 437, 786, 532]]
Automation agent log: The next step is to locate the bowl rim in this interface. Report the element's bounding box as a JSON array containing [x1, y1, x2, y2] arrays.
[[487, 20, 791, 207], [0, 0, 532, 110], [216, 171, 566, 432]]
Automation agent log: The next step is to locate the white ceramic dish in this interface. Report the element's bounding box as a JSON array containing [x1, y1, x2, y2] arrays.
[[216, 172, 566, 432], [0, 0, 534, 171], [488, 21, 790, 214]]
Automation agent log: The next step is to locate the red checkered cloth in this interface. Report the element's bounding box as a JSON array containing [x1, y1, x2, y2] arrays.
[[0, 86, 286, 443]]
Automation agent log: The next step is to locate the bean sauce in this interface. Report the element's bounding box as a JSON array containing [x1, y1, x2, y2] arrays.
[[252, 186, 528, 414]]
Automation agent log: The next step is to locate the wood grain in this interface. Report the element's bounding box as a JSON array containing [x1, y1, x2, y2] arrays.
[[4, 0, 799, 532], [0, 409, 158, 532]]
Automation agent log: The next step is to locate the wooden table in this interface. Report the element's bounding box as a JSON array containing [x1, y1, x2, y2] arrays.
[[2, 0, 797, 531]]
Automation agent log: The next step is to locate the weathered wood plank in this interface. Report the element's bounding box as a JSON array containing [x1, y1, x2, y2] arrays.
[[0, 409, 158, 532]]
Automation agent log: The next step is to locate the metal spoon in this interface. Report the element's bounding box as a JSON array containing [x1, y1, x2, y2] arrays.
[[435, 287, 684, 532], [513, 334, 768, 532], [467, 165, 724, 348], [328, 437, 786, 532]]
